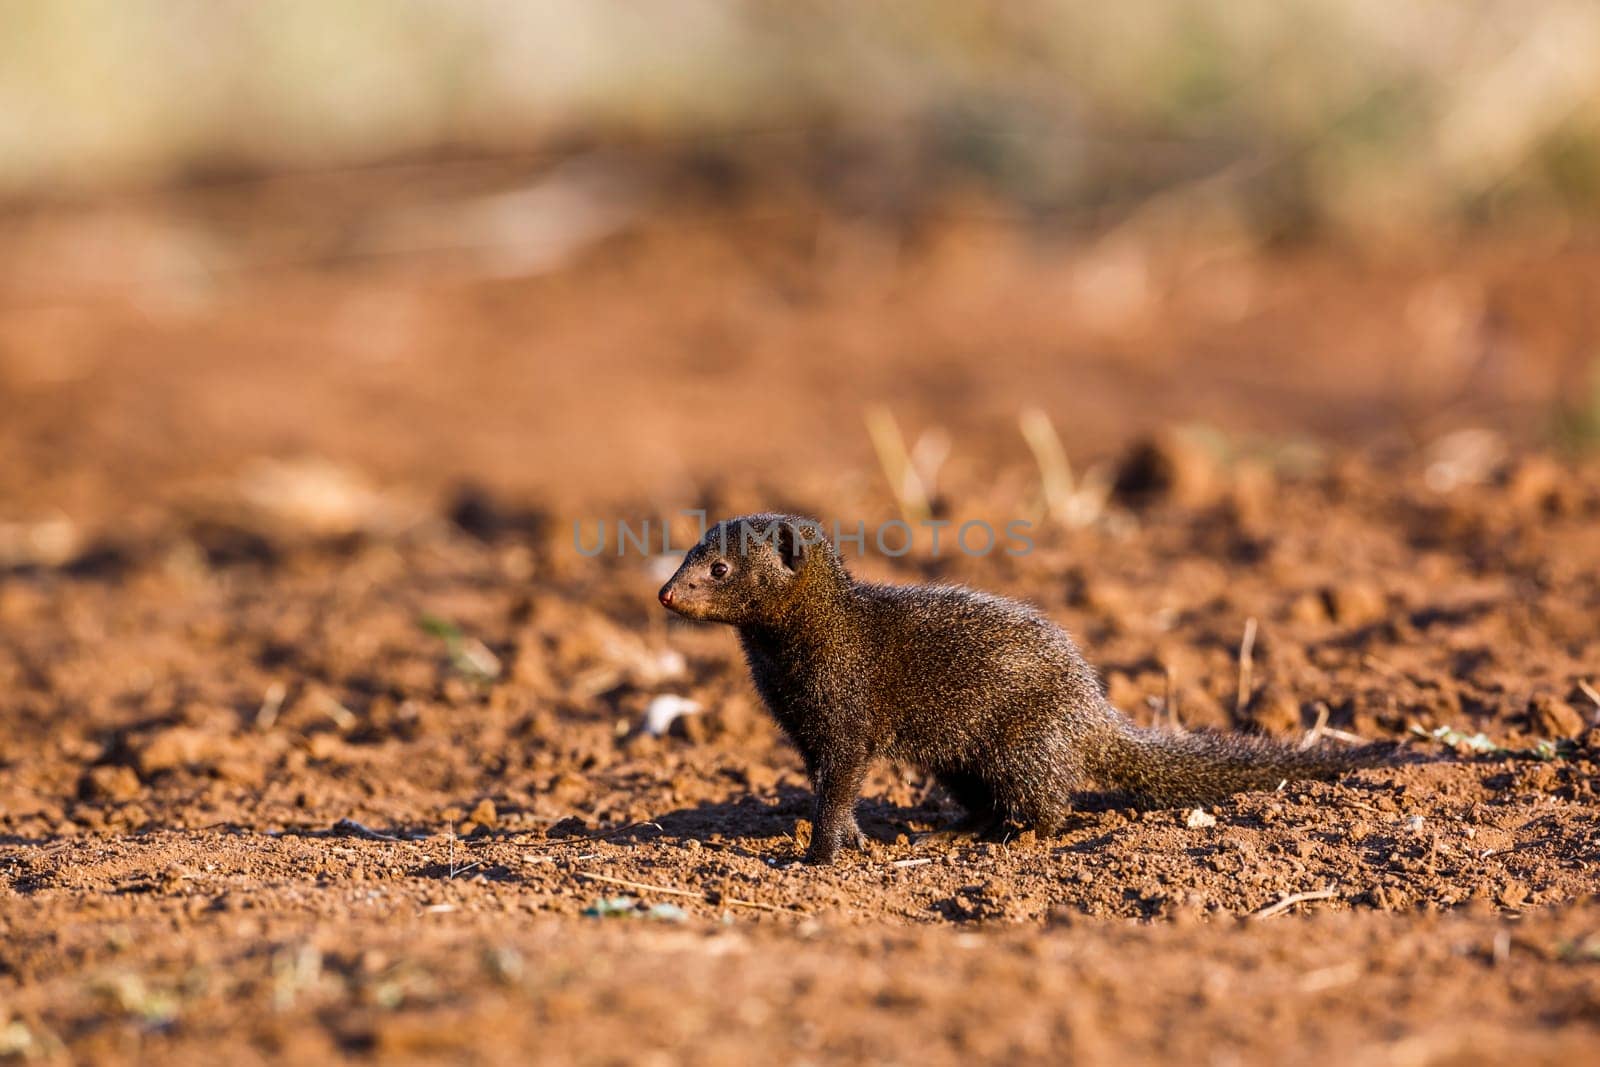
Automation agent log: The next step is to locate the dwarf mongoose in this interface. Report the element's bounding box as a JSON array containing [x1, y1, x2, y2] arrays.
[[658, 514, 1390, 864]]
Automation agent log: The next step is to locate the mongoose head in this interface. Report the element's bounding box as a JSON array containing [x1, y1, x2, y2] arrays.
[[658, 513, 833, 625]]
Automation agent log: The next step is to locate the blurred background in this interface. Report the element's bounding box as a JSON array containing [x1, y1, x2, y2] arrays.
[[6, 1, 1600, 226], [2, 0, 1598, 543]]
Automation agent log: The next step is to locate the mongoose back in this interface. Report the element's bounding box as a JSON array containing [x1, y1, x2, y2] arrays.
[[658, 513, 1392, 864]]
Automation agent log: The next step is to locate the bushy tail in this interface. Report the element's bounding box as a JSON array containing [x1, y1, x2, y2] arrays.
[[1091, 722, 1395, 807]]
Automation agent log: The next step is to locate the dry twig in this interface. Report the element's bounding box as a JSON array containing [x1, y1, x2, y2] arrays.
[[1019, 408, 1110, 527], [1236, 617, 1258, 716], [577, 871, 800, 914], [1301, 703, 1331, 748], [865, 407, 931, 525], [1162, 664, 1179, 728], [1251, 886, 1338, 920], [1301, 702, 1367, 748]]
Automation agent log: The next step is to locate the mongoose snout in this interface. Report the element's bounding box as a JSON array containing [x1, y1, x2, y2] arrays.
[[659, 512, 1393, 865]]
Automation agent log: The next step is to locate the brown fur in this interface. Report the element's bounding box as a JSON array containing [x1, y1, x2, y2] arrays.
[[659, 514, 1392, 864]]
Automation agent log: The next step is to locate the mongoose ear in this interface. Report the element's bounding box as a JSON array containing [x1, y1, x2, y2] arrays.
[[771, 524, 800, 575], [775, 520, 808, 574]]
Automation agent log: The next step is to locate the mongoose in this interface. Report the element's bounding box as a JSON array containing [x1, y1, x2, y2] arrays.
[[658, 513, 1392, 864]]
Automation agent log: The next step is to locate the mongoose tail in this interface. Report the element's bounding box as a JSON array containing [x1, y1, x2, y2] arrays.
[[1093, 722, 1396, 807]]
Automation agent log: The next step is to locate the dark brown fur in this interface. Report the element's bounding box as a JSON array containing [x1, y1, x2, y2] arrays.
[[659, 514, 1391, 864]]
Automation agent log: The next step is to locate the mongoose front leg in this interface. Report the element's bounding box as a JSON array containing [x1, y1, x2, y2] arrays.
[[806, 754, 869, 865]]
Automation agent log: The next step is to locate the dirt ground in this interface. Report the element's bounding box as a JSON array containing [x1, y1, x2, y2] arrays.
[[2, 164, 1600, 1064]]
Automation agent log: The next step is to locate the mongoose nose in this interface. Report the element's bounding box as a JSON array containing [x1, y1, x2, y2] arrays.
[[659, 586, 674, 607]]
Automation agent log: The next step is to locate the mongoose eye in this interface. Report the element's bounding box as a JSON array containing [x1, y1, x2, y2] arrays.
[[709, 561, 730, 579]]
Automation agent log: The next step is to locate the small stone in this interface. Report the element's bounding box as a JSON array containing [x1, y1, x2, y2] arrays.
[[1321, 583, 1387, 627], [1112, 429, 1219, 509], [1245, 686, 1303, 737], [642, 694, 701, 738], [1370, 885, 1406, 911], [1530, 695, 1584, 739], [159, 863, 190, 891], [134, 726, 221, 777], [80, 765, 142, 801], [469, 798, 498, 829], [213, 757, 265, 788], [1186, 807, 1217, 829], [305, 732, 343, 761], [1227, 460, 1277, 529], [1289, 591, 1329, 626], [1504, 455, 1568, 514]]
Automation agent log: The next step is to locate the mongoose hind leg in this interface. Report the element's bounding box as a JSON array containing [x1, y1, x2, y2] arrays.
[[1002, 764, 1078, 840], [1014, 793, 1072, 839]]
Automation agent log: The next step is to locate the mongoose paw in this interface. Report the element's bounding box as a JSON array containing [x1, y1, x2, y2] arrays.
[[804, 824, 866, 865], [803, 842, 839, 865]]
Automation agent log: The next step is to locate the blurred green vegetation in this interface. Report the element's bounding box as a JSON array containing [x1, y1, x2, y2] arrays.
[[1, 1, 1598, 233], [1552, 360, 1600, 453]]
